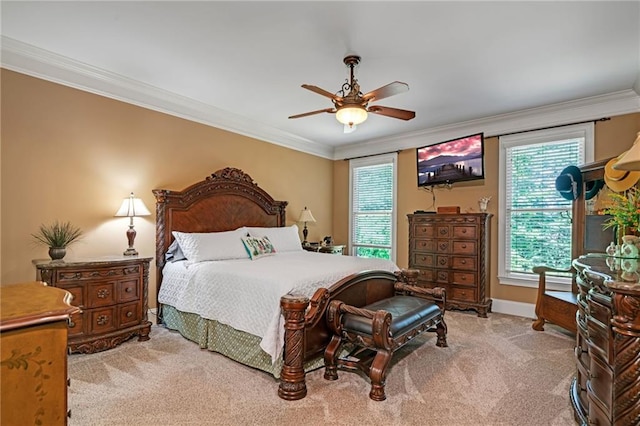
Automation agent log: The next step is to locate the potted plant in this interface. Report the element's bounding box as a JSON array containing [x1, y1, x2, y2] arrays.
[[603, 187, 640, 242], [32, 221, 83, 261]]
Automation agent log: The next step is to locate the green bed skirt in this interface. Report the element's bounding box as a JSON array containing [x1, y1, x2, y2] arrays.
[[161, 305, 324, 378]]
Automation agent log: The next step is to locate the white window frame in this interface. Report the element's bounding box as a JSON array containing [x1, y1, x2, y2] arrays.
[[349, 152, 398, 263], [498, 123, 594, 289]]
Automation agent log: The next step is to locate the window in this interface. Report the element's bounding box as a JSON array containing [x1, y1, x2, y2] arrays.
[[349, 153, 397, 262], [498, 123, 594, 288]]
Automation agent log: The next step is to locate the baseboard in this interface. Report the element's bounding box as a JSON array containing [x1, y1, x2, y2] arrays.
[[491, 298, 535, 320]]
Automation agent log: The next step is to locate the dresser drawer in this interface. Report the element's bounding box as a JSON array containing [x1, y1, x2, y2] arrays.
[[88, 307, 117, 334], [118, 301, 141, 328], [413, 224, 435, 238], [451, 271, 476, 287], [56, 264, 140, 282], [87, 281, 117, 308], [587, 316, 610, 362], [68, 311, 84, 337], [588, 355, 613, 416], [451, 256, 476, 271], [415, 268, 434, 282], [453, 225, 477, 239], [64, 284, 85, 308], [412, 239, 435, 252], [411, 253, 434, 268], [587, 298, 611, 330], [451, 287, 476, 302], [452, 240, 476, 255]]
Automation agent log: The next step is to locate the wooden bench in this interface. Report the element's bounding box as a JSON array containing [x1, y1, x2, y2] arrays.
[[323, 282, 448, 401], [531, 265, 577, 334]]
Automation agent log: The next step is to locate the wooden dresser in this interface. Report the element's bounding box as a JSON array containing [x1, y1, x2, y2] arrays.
[[572, 254, 640, 426], [34, 256, 152, 354], [408, 212, 492, 317], [1, 281, 80, 425]]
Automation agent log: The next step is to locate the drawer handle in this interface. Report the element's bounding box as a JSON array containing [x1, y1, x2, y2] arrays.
[[68, 319, 75, 328], [97, 289, 110, 298], [126, 311, 133, 318], [125, 287, 133, 293], [574, 346, 588, 356], [460, 274, 466, 281], [97, 315, 109, 326], [422, 256, 427, 261], [462, 229, 467, 234], [461, 260, 466, 264], [461, 244, 467, 249]]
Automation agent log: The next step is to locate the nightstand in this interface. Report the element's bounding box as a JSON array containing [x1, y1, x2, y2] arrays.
[[34, 256, 152, 354], [302, 244, 346, 255]]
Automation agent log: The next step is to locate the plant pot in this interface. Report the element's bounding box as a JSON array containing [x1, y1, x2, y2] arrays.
[[48, 247, 66, 262]]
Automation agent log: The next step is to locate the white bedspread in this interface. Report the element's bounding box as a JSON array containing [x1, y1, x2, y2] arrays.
[[158, 251, 399, 362]]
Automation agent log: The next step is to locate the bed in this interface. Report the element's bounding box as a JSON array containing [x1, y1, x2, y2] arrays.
[[153, 167, 414, 400]]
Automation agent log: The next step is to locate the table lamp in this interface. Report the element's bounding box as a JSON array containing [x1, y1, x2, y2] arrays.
[[115, 192, 151, 256], [298, 207, 316, 244]]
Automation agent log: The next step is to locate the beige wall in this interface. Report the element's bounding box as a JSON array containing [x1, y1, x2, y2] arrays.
[[333, 113, 640, 305], [1, 70, 334, 308], [3, 69, 639, 309]]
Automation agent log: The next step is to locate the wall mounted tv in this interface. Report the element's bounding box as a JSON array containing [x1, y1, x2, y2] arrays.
[[416, 132, 485, 187]]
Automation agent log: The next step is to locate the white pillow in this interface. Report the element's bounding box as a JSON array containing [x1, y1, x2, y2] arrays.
[[246, 225, 303, 252], [172, 228, 249, 262]]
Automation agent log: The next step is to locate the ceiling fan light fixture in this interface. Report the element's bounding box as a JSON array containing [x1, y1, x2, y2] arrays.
[[336, 106, 368, 127]]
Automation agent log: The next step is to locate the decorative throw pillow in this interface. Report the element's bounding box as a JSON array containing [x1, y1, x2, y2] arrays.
[[241, 235, 277, 260], [246, 225, 303, 252]]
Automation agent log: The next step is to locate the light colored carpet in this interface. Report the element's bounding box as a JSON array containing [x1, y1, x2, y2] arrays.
[[67, 311, 577, 426]]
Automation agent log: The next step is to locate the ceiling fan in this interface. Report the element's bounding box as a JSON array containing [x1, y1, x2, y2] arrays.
[[289, 55, 415, 132]]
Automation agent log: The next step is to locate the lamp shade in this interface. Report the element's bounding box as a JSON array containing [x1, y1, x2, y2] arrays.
[[335, 106, 368, 127], [298, 207, 316, 223], [115, 193, 151, 217], [613, 132, 640, 171]]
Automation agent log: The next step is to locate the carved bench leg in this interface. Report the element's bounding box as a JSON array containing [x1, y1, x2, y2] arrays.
[[369, 349, 392, 401], [324, 335, 342, 381], [436, 318, 448, 347]]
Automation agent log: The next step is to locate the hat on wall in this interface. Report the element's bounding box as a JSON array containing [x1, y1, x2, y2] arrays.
[[604, 155, 640, 192], [555, 165, 582, 201], [584, 179, 604, 200]]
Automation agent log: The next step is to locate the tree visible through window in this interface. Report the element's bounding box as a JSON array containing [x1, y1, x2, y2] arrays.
[[350, 153, 397, 262], [499, 124, 593, 287]]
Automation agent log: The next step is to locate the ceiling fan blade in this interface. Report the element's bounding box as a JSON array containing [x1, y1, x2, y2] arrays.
[[301, 84, 343, 102], [368, 105, 416, 121], [288, 108, 336, 119], [362, 81, 409, 102]]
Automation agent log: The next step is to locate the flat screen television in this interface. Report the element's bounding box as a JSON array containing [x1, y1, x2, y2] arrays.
[[416, 132, 485, 187]]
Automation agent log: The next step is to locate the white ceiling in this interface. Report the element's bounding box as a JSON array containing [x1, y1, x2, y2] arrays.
[[2, 1, 639, 159]]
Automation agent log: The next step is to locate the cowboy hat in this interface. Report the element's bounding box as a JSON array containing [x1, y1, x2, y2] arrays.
[[555, 165, 582, 201], [584, 179, 604, 200], [604, 155, 640, 192]]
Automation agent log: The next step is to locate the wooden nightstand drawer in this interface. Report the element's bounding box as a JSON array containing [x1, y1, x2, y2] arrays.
[[118, 279, 140, 302], [119, 302, 141, 327], [88, 281, 117, 307], [412, 239, 435, 252], [413, 225, 434, 238], [412, 253, 434, 268], [89, 307, 117, 334]]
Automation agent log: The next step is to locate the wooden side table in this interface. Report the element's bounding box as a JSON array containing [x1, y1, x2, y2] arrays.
[[34, 256, 152, 354], [302, 244, 345, 255]]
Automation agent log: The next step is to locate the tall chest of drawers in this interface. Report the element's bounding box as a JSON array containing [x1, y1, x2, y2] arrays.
[[34, 256, 152, 354], [571, 255, 640, 426], [408, 213, 492, 317]]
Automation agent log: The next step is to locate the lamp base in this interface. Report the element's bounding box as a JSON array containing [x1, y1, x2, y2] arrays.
[[123, 248, 139, 256]]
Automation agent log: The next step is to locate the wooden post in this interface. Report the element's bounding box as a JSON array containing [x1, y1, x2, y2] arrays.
[[278, 294, 310, 400]]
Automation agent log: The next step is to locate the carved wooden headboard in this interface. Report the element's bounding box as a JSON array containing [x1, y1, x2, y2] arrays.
[[152, 167, 288, 310]]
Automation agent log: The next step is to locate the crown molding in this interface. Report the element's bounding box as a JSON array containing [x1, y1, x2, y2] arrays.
[[333, 89, 640, 160], [0, 36, 333, 159], [3, 36, 638, 162]]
